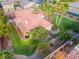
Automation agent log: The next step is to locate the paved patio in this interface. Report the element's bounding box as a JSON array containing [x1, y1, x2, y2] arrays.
[[13, 54, 29, 59], [13, 52, 41, 59]]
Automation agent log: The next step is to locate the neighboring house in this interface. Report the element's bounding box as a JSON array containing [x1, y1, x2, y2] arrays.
[[35, 0, 44, 4], [44, 42, 68, 59], [13, 8, 52, 39], [44, 40, 78, 59], [68, 2, 79, 18], [69, 2, 79, 9], [2, 0, 15, 17], [19, 0, 44, 9], [65, 44, 79, 59], [0, 0, 42, 16], [2, 0, 43, 16], [19, 0, 35, 9]]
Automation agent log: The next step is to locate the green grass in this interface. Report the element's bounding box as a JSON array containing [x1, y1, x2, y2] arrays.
[[52, 14, 79, 32], [14, 38, 38, 56], [8, 24, 38, 56]]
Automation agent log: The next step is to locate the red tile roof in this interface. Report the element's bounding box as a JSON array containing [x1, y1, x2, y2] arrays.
[[65, 49, 79, 59], [65, 44, 79, 59], [13, 8, 52, 34]]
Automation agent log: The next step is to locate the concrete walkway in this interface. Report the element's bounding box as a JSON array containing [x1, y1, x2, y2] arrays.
[[13, 54, 29, 59], [29, 52, 41, 59], [13, 52, 41, 59]]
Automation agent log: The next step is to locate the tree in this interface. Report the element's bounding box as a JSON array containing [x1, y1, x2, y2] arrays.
[[40, 0, 69, 28], [40, 0, 71, 43], [54, 0, 69, 27], [42, 0, 53, 16], [0, 9, 12, 50], [40, 0, 53, 22], [36, 42, 51, 58], [30, 27, 48, 41], [58, 29, 71, 43]]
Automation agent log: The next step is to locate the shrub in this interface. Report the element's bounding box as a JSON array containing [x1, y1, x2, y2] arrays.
[[0, 50, 13, 59], [30, 27, 48, 41], [36, 42, 51, 58]]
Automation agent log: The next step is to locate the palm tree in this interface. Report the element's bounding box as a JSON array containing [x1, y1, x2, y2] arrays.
[[40, 0, 53, 21], [40, 0, 69, 27], [53, 0, 69, 27]]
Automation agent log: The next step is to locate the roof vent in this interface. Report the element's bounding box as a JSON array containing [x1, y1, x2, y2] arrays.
[[25, 21, 28, 24]]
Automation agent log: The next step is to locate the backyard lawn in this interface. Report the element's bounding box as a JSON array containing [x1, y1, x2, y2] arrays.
[[8, 24, 38, 56]]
